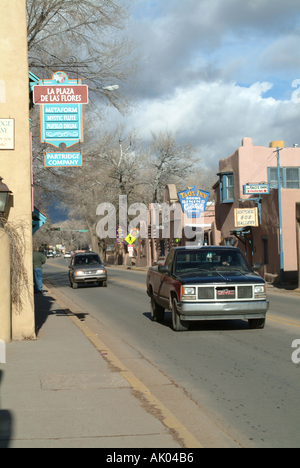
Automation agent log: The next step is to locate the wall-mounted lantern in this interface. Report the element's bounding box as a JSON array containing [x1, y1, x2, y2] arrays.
[[0, 177, 12, 218]]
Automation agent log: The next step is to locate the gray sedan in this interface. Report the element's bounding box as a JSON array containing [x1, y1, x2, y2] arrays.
[[68, 253, 107, 289]]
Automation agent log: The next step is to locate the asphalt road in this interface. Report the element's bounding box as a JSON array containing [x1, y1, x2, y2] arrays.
[[43, 258, 300, 448]]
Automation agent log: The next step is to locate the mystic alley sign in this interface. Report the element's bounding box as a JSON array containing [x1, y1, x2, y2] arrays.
[[33, 72, 88, 148]]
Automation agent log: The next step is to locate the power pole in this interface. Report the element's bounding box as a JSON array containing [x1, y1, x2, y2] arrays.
[[276, 147, 284, 283]]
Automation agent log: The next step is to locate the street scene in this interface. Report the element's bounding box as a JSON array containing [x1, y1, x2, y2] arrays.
[[43, 258, 300, 449], [1, 0, 300, 451]]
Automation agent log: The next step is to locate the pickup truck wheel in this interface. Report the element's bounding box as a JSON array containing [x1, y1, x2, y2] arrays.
[[151, 295, 165, 322], [248, 318, 265, 329], [172, 298, 189, 332]]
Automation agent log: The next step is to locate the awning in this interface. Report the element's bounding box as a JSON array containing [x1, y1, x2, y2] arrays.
[[32, 206, 47, 235]]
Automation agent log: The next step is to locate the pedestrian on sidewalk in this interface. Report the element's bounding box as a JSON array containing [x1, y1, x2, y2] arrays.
[[33, 246, 46, 294]]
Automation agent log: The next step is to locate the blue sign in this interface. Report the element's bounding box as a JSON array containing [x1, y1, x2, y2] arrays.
[[177, 186, 210, 218], [40, 104, 84, 148], [37, 72, 85, 148], [243, 184, 270, 195], [44, 152, 82, 167]]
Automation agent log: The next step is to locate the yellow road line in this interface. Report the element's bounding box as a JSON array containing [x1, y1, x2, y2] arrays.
[[267, 314, 300, 328]]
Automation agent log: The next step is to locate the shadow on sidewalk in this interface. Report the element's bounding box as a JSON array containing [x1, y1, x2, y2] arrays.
[[0, 370, 13, 448], [34, 293, 89, 337]]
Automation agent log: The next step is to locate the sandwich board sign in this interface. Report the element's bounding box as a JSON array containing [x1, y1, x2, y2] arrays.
[[33, 72, 88, 148]]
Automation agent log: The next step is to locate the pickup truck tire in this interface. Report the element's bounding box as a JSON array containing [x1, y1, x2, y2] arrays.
[[151, 295, 165, 322], [172, 298, 189, 332], [248, 318, 265, 329]]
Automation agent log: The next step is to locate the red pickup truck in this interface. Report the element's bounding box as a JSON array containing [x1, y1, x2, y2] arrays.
[[146, 246, 269, 331]]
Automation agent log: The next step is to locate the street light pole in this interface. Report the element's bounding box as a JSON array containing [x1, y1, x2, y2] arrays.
[[276, 147, 284, 283]]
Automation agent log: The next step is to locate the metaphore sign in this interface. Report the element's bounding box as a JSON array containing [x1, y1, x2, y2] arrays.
[[243, 184, 269, 195], [177, 186, 210, 219], [0, 118, 14, 150], [234, 208, 259, 227], [34, 72, 87, 148], [44, 152, 82, 167]]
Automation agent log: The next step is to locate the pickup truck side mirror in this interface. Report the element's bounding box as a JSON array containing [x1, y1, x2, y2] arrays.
[[158, 264, 169, 274], [252, 263, 262, 271]]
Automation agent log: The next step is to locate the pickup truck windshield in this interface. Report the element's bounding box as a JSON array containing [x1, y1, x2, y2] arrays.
[[175, 249, 250, 274]]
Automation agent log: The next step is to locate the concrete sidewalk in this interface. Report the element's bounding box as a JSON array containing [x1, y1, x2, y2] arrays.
[[0, 291, 198, 448]]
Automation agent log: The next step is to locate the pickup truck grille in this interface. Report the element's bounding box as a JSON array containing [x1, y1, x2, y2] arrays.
[[197, 285, 253, 301], [237, 286, 252, 299], [198, 287, 214, 300]]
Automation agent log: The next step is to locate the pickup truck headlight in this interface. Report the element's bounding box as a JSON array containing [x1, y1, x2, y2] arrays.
[[75, 271, 84, 276], [254, 285, 266, 298], [182, 287, 196, 300], [96, 269, 106, 274]]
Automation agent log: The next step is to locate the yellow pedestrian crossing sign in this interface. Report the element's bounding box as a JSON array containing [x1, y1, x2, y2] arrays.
[[125, 234, 136, 245]]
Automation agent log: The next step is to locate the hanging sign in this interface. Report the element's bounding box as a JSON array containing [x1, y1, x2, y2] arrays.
[[44, 152, 82, 167], [33, 72, 88, 148], [234, 208, 259, 227], [243, 184, 269, 195], [177, 186, 210, 219]]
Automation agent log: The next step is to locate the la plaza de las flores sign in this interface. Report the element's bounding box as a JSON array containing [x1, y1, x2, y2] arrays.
[[33, 71, 88, 104]]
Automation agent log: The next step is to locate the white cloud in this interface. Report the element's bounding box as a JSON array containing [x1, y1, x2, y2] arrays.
[[113, 79, 299, 167], [112, 1, 300, 169]]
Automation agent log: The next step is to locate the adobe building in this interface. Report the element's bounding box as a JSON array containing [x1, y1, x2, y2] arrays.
[[213, 137, 300, 283], [0, 1, 35, 340]]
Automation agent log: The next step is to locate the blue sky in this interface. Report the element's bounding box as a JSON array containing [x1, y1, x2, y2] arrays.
[[106, 0, 300, 168]]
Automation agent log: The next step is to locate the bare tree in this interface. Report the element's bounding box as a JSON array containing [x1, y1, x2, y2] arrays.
[[59, 125, 145, 256], [145, 131, 199, 203], [185, 166, 218, 201], [27, 0, 139, 112]]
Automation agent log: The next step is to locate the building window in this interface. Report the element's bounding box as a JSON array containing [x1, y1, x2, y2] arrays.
[[286, 168, 300, 189], [220, 173, 234, 203], [268, 167, 300, 189]]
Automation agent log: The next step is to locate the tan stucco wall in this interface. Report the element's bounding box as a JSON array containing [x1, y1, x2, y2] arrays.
[[0, 0, 35, 340]]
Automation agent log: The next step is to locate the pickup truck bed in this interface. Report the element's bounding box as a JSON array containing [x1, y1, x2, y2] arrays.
[[146, 246, 269, 331]]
